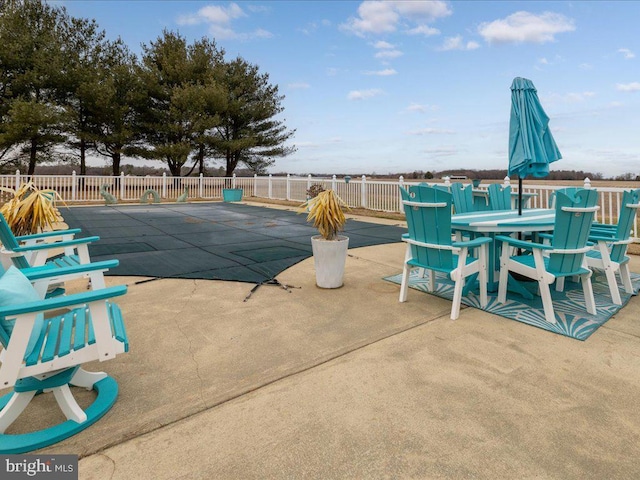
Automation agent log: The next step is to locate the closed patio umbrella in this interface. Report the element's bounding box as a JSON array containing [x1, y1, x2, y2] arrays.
[[508, 77, 562, 214]]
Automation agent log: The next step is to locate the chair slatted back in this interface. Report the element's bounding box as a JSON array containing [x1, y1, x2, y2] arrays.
[[610, 189, 640, 262], [0, 213, 31, 269], [401, 185, 454, 270], [549, 189, 598, 273], [450, 183, 475, 214], [487, 184, 512, 210]]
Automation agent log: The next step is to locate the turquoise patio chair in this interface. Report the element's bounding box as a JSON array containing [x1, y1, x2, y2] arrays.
[[450, 182, 476, 214], [487, 184, 512, 210], [496, 188, 599, 324], [0, 213, 103, 282], [399, 185, 492, 320], [586, 189, 640, 305], [0, 265, 129, 453]]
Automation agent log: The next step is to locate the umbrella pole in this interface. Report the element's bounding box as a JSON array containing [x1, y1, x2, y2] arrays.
[[517, 176, 523, 252], [518, 176, 523, 216]]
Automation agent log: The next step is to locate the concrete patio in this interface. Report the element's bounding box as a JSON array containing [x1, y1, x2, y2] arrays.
[[10, 204, 640, 479]]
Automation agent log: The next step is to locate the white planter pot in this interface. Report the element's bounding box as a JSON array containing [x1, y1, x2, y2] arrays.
[[311, 235, 349, 288]]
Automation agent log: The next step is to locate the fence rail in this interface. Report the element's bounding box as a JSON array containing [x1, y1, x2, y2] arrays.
[[1, 171, 638, 242]]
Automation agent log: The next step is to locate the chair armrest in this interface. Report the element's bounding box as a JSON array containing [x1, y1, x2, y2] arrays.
[[21, 259, 119, 281], [11, 236, 100, 253], [495, 235, 552, 251], [452, 237, 492, 249], [589, 235, 633, 245], [0, 285, 127, 317], [591, 222, 617, 230], [16, 229, 82, 242]]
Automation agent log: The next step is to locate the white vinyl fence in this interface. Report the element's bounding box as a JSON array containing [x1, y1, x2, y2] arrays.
[[1, 171, 638, 242]]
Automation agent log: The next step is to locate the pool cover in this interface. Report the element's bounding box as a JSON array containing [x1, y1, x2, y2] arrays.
[[62, 203, 407, 284]]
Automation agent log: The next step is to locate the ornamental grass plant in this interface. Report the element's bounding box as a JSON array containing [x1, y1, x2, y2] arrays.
[[300, 189, 349, 240], [0, 182, 64, 236]]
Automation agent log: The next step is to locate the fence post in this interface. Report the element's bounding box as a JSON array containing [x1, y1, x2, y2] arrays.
[[162, 172, 167, 198], [268, 174, 273, 199], [120, 172, 125, 199], [332, 175, 337, 191], [15, 170, 20, 190], [254, 174, 258, 197], [232, 173, 237, 189], [361, 175, 367, 208], [286, 173, 291, 201], [398, 176, 404, 213], [503, 176, 510, 187], [584, 177, 591, 189], [71, 171, 77, 201], [443, 176, 451, 188], [199, 173, 203, 198]]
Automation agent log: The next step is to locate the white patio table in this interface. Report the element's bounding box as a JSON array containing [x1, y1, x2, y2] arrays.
[[451, 208, 556, 296]]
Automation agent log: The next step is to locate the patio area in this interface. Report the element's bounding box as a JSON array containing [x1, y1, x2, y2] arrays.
[[6, 202, 640, 479]]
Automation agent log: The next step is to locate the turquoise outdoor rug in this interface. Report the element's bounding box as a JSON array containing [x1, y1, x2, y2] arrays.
[[384, 270, 640, 341]]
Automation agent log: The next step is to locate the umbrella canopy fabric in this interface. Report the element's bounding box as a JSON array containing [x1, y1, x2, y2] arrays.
[[508, 77, 562, 179]]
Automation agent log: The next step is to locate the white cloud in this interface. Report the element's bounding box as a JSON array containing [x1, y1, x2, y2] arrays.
[[375, 49, 403, 59], [364, 68, 398, 76], [579, 63, 593, 70], [438, 35, 480, 51], [618, 48, 635, 59], [407, 25, 440, 36], [341, 0, 451, 36], [423, 145, 458, 156], [176, 2, 271, 41], [478, 11, 575, 44], [394, 0, 452, 20], [405, 103, 436, 113], [347, 88, 384, 100], [616, 82, 640, 92], [177, 3, 245, 26], [373, 40, 394, 49]]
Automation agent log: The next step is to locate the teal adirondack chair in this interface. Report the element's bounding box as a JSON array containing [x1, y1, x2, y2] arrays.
[[0, 213, 99, 271], [450, 183, 476, 214], [496, 188, 599, 324], [0, 213, 113, 294], [399, 185, 492, 320], [0, 265, 129, 453], [487, 184, 512, 210], [586, 189, 640, 305]]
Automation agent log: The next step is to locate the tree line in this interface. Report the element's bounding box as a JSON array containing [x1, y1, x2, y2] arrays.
[[405, 169, 639, 182], [0, 0, 296, 177]]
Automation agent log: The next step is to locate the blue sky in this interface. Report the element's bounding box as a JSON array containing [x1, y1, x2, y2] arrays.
[[58, 1, 640, 177]]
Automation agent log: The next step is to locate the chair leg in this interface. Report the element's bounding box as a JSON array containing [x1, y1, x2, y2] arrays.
[[427, 269, 436, 292], [51, 385, 87, 423], [399, 243, 412, 303], [450, 277, 463, 320], [0, 391, 37, 434], [70, 368, 108, 390], [497, 243, 510, 304], [538, 281, 557, 324], [604, 264, 622, 305], [620, 263, 633, 295], [581, 273, 597, 315], [478, 244, 489, 308]]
